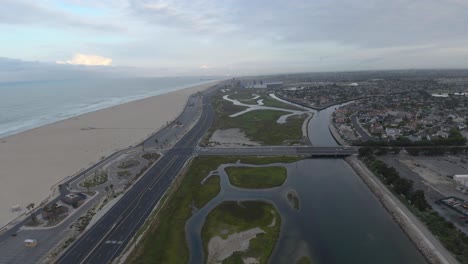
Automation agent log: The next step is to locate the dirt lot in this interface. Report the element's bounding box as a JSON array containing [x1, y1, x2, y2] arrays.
[[381, 154, 468, 235], [208, 128, 261, 147]]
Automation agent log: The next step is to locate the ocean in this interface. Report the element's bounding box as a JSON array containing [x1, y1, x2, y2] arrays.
[[0, 77, 218, 139]]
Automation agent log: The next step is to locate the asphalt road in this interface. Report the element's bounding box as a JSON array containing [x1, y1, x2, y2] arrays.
[[143, 93, 202, 150], [55, 93, 215, 264], [350, 114, 372, 140]]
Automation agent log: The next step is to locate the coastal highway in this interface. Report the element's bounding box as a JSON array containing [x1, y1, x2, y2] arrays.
[[142, 92, 203, 150], [55, 93, 215, 264]]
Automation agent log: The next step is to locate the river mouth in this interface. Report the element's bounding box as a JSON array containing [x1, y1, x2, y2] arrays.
[[185, 159, 427, 264]]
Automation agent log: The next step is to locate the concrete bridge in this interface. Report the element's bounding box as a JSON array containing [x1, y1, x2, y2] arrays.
[[196, 146, 357, 157]]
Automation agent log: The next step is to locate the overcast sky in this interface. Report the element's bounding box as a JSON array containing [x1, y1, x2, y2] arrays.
[[1, 0, 468, 77]]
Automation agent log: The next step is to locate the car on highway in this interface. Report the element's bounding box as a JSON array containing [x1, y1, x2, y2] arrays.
[[24, 239, 38, 248]]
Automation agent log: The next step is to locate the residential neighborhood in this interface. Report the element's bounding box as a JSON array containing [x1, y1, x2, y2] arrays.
[[323, 78, 468, 145]]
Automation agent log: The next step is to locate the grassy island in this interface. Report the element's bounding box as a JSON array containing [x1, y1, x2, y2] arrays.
[[202, 201, 281, 264], [226, 166, 287, 189], [226, 110, 306, 145], [287, 190, 300, 210]]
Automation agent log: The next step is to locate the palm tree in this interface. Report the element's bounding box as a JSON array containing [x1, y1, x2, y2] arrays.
[[47, 203, 59, 222], [82, 181, 92, 194], [105, 186, 109, 198], [26, 203, 34, 211], [109, 184, 114, 197], [26, 203, 37, 223]]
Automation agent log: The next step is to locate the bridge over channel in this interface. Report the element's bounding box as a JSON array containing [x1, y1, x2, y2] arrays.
[[196, 146, 357, 157]]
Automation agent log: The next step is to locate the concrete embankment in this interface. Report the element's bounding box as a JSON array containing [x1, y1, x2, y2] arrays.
[[345, 155, 457, 264], [328, 115, 348, 146], [303, 112, 314, 144]]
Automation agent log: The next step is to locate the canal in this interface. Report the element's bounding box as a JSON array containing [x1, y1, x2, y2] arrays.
[[186, 104, 427, 263]]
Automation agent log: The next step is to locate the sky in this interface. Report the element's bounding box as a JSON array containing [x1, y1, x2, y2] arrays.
[[1, 0, 468, 78]]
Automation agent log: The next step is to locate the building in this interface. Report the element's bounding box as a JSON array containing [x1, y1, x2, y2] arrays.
[[385, 128, 401, 139], [61, 193, 86, 207], [265, 82, 283, 89], [454, 175, 468, 188], [252, 82, 283, 89]]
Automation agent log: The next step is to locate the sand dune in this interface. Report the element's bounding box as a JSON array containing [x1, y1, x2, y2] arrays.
[[0, 82, 216, 227]]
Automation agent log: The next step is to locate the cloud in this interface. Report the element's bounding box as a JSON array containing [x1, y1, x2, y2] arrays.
[[2, 0, 468, 74], [129, 0, 468, 48], [0, 0, 124, 32], [57, 54, 113, 66], [129, 0, 236, 34], [0, 57, 139, 83]]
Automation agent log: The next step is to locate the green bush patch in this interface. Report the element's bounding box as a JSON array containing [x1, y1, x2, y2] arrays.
[[118, 159, 140, 169]]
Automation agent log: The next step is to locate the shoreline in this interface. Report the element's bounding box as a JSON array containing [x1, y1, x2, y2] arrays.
[[0, 81, 218, 227], [0, 80, 216, 141]]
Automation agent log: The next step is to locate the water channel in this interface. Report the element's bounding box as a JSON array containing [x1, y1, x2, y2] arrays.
[[186, 104, 428, 263]]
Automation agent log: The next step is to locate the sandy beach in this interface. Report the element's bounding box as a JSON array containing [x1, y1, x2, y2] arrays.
[[0, 82, 216, 227]]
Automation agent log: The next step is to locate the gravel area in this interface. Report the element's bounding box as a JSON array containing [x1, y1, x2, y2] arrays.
[[207, 227, 264, 264], [383, 155, 468, 200], [381, 154, 468, 235], [208, 128, 260, 147]]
